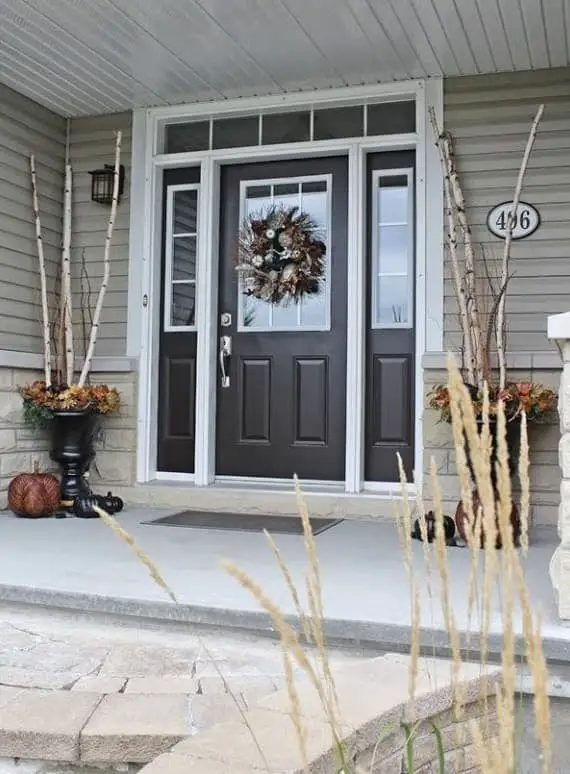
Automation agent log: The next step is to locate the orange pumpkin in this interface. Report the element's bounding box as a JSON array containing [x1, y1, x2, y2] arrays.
[[8, 462, 60, 517]]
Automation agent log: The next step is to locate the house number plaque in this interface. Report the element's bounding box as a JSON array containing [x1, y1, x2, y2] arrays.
[[486, 201, 540, 241]]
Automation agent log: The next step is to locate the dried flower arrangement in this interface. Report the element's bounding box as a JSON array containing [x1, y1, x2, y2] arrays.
[[20, 128, 123, 428], [427, 103, 558, 425], [237, 205, 326, 305], [429, 381, 557, 424], [21, 381, 121, 430]]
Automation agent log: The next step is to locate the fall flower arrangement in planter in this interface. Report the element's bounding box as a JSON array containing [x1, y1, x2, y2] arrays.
[[428, 102, 556, 426], [14, 130, 124, 512], [427, 102, 558, 547], [20, 381, 120, 430], [428, 381, 557, 425]]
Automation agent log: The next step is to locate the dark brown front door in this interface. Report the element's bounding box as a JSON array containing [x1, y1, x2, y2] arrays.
[[365, 151, 415, 481], [216, 157, 348, 480]]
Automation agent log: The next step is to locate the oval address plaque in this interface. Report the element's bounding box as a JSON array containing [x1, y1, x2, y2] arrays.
[[487, 201, 540, 240]]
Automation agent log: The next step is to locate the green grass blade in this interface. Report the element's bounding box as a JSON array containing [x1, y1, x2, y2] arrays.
[[429, 720, 445, 774], [402, 721, 417, 773]]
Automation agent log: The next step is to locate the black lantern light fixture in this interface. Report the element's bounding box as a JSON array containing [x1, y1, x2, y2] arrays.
[[89, 164, 125, 205]]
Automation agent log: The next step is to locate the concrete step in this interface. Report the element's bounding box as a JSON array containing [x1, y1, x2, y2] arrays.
[[112, 481, 406, 519]]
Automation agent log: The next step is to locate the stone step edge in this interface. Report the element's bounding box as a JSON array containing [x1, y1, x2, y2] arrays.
[[0, 685, 199, 766], [1, 584, 568, 663]]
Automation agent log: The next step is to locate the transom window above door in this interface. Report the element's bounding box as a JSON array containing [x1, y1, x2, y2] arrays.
[[164, 184, 199, 332], [162, 100, 416, 154], [238, 176, 331, 332]]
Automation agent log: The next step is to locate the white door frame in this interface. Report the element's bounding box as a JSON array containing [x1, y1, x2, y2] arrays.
[[130, 78, 444, 494]]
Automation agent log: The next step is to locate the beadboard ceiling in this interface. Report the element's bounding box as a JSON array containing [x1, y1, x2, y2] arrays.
[[0, 0, 568, 117]]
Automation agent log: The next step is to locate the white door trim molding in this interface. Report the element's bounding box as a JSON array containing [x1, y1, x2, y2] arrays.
[[345, 145, 365, 494], [131, 78, 444, 489]]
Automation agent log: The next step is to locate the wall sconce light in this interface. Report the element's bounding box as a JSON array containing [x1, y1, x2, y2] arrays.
[[89, 164, 125, 205]]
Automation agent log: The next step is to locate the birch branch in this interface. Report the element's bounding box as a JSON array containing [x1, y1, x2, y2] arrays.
[[62, 154, 74, 385], [55, 261, 65, 384], [496, 104, 544, 389], [78, 130, 122, 387], [429, 107, 475, 387], [30, 155, 52, 387], [442, 131, 483, 386]]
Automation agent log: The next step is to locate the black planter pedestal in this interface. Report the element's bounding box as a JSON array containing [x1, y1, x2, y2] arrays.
[[49, 409, 99, 508]]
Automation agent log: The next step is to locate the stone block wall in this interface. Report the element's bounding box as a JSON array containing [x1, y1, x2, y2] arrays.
[[356, 699, 498, 773], [423, 364, 561, 527], [90, 370, 138, 491], [0, 367, 138, 510], [0, 367, 54, 508], [139, 654, 501, 774]]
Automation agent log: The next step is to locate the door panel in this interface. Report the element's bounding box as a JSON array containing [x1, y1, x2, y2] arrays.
[[365, 152, 415, 482], [216, 157, 348, 480], [157, 167, 200, 473]]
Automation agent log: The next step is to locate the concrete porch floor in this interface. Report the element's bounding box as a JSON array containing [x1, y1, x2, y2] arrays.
[[0, 508, 567, 662]]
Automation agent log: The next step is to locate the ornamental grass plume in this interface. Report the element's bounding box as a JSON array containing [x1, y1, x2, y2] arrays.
[[97, 357, 552, 773]]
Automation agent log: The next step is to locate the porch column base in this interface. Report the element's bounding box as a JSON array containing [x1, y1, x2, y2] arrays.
[[548, 313, 570, 620]]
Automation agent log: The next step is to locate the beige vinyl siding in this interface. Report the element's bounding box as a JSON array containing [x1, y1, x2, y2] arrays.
[[443, 67, 570, 356], [69, 112, 132, 358], [0, 84, 65, 353]]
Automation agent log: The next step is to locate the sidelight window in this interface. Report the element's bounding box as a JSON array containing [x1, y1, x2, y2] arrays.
[[164, 184, 199, 331], [371, 169, 414, 329], [238, 176, 331, 332]]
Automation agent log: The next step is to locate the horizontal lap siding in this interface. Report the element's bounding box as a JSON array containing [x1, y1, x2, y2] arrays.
[[69, 112, 132, 357], [0, 85, 65, 352], [443, 68, 570, 356]]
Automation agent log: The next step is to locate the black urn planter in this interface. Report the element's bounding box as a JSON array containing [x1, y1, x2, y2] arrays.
[[456, 414, 523, 548], [49, 409, 100, 506], [463, 415, 521, 488]]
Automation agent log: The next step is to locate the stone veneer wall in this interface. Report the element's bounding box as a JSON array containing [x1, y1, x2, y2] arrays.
[[0, 367, 53, 507], [0, 366, 137, 509], [139, 654, 500, 774], [89, 370, 138, 491], [423, 364, 560, 527]]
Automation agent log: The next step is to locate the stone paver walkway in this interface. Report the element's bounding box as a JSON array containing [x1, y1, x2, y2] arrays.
[[0, 610, 366, 767]]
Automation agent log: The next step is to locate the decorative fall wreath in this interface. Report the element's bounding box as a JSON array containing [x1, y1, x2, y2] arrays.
[[237, 205, 326, 304]]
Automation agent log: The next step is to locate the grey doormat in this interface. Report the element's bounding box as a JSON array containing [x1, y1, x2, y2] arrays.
[[144, 510, 342, 536]]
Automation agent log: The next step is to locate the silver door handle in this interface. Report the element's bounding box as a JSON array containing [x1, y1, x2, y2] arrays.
[[219, 336, 231, 388]]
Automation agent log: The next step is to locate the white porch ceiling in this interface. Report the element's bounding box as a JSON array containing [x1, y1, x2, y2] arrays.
[[0, 0, 569, 117]]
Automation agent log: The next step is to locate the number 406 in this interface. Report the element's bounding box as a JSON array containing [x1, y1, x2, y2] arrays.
[[496, 209, 532, 231]]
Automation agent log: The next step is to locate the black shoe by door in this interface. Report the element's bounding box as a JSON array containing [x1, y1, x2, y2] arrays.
[[216, 157, 348, 481]]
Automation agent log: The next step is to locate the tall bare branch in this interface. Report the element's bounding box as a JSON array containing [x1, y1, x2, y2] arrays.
[[30, 154, 52, 386], [442, 131, 483, 385], [62, 120, 74, 385], [78, 131, 122, 387], [429, 107, 476, 386], [496, 104, 544, 388]]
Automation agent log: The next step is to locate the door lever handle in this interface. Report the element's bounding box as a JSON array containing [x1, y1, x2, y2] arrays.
[[219, 335, 231, 388]]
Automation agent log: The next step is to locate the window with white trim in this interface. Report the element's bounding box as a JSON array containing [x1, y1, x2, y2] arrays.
[[164, 184, 199, 331], [238, 176, 331, 332], [372, 169, 414, 328]]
